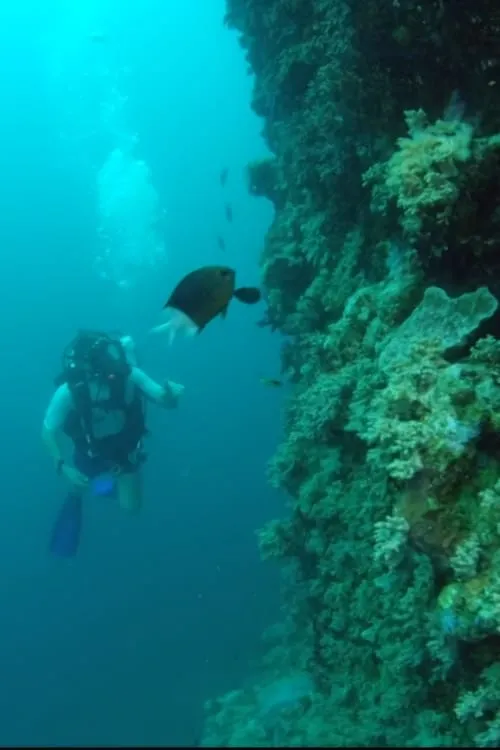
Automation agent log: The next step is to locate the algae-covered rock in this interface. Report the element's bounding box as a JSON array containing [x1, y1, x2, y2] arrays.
[[247, 157, 284, 208]]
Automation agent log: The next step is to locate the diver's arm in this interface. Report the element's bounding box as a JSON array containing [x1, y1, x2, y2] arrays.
[[130, 367, 182, 408], [42, 424, 66, 469], [42, 385, 72, 469], [42, 423, 88, 487], [42, 387, 88, 487]]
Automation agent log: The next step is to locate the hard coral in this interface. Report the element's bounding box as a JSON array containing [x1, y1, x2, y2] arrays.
[[204, 0, 500, 745], [349, 286, 498, 481], [350, 341, 479, 480], [364, 108, 473, 240], [362, 107, 500, 248]]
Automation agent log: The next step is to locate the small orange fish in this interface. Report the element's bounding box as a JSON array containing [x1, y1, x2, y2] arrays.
[[151, 266, 261, 343]]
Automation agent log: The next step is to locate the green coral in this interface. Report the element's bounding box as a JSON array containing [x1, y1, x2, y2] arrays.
[[363, 109, 475, 240], [455, 663, 500, 746], [203, 0, 500, 746], [363, 108, 500, 248], [247, 157, 284, 207], [348, 286, 498, 480], [378, 286, 499, 372]]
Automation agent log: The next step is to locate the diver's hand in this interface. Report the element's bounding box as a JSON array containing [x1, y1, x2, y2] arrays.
[[62, 463, 89, 488], [163, 380, 184, 407]]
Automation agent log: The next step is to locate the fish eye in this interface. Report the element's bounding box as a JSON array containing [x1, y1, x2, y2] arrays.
[[218, 269, 231, 278]]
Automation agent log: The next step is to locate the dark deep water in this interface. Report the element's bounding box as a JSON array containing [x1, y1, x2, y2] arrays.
[[0, 1, 282, 743]]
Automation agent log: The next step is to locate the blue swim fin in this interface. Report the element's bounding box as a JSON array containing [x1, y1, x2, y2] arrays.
[[49, 491, 83, 558]]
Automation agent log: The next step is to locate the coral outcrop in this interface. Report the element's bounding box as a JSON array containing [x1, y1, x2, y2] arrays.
[[202, 0, 500, 745]]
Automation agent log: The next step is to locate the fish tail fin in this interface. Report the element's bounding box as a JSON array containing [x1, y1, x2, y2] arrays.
[[149, 321, 179, 345], [150, 309, 199, 344], [150, 320, 173, 337], [233, 287, 262, 304]]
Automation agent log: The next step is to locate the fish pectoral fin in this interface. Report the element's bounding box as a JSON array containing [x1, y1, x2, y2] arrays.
[[220, 304, 229, 319], [233, 287, 262, 305]]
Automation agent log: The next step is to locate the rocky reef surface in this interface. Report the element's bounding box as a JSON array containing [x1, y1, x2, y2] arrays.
[[203, 0, 500, 745]]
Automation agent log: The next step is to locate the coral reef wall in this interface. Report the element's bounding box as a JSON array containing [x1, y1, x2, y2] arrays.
[[203, 0, 500, 746]]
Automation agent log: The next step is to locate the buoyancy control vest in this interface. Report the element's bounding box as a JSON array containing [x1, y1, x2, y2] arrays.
[[54, 330, 146, 463]]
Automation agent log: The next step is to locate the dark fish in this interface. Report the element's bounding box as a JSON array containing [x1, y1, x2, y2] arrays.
[[260, 377, 282, 388], [217, 235, 226, 251], [220, 167, 229, 186], [225, 203, 233, 223], [151, 266, 261, 343]]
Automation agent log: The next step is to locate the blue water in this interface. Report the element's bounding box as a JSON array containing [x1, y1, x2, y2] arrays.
[[0, 1, 282, 744]]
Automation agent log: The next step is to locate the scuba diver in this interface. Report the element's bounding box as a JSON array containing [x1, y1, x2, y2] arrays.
[[42, 330, 184, 556]]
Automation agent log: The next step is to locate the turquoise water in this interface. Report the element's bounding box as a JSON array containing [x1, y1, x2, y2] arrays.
[[0, 1, 281, 743]]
